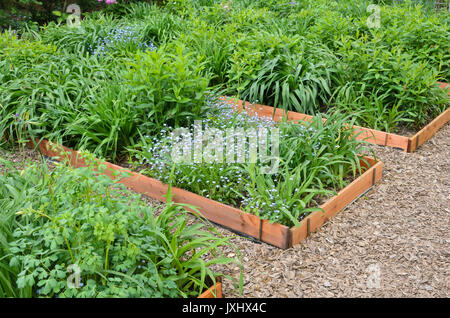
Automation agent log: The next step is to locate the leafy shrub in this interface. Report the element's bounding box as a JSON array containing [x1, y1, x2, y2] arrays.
[[0, 31, 211, 160], [121, 2, 196, 45], [2, 0, 448, 156], [125, 42, 211, 131], [39, 14, 157, 57], [0, 36, 118, 149], [0, 32, 58, 147], [180, 23, 235, 87], [377, 4, 450, 80], [0, 7, 38, 33], [0, 0, 122, 28], [229, 32, 337, 114], [87, 24, 156, 56], [65, 84, 141, 161], [0, 31, 57, 65], [331, 36, 448, 131], [0, 150, 241, 297]]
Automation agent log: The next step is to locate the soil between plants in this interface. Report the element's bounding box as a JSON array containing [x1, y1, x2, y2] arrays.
[[0, 148, 56, 173], [1, 124, 448, 297]]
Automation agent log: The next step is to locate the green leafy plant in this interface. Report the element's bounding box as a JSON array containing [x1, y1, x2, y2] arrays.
[[331, 35, 448, 131], [125, 42, 211, 132], [0, 149, 242, 298], [228, 31, 337, 113]]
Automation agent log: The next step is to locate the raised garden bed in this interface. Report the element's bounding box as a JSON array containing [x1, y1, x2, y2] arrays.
[[31, 139, 383, 250], [222, 82, 450, 153]]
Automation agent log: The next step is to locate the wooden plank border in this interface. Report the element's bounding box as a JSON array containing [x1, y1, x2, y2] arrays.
[[199, 281, 222, 298], [30, 139, 382, 249], [221, 82, 449, 153]]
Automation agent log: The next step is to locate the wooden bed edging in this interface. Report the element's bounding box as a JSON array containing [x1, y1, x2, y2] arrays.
[[199, 282, 222, 298], [408, 82, 450, 152], [221, 82, 449, 153], [31, 139, 382, 249]]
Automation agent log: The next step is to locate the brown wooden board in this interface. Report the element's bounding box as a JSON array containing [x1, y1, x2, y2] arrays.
[[221, 81, 449, 153], [438, 81, 450, 91], [31, 139, 382, 249], [199, 282, 223, 298], [408, 108, 450, 152]]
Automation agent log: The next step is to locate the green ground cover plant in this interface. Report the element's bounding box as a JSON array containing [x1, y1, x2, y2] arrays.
[[0, 150, 241, 297], [3, 0, 446, 138]]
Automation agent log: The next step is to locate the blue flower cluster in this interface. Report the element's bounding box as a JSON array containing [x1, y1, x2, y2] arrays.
[[88, 25, 156, 56], [137, 96, 276, 178], [135, 96, 327, 224]]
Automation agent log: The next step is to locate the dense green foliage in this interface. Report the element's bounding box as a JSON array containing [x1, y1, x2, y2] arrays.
[[0, 150, 241, 297], [0, 0, 447, 223], [0, 0, 447, 153], [0, 30, 209, 160], [1, 0, 447, 297], [8, 0, 450, 298], [0, 0, 158, 31]]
